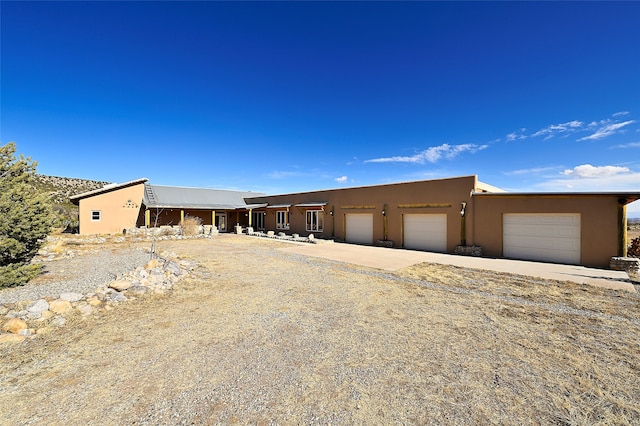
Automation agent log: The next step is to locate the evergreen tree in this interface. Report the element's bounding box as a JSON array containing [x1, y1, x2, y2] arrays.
[[0, 142, 52, 288]]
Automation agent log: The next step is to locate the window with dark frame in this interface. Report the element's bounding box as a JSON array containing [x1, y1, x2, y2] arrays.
[[91, 211, 101, 221]]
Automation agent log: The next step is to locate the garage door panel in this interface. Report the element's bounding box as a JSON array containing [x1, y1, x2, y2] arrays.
[[345, 214, 373, 244], [503, 214, 580, 264], [403, 214, 447, 252]]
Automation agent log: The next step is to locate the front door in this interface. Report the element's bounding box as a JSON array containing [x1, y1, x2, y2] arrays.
[[252, 211, 265, 231], [215, 212, 227, 232]]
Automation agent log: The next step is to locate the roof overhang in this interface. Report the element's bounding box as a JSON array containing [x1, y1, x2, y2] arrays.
[[472, 191, 640, 205], [294, 202, 328, 210], [266, 204, 292, 209], [69, 178, 148, 205]]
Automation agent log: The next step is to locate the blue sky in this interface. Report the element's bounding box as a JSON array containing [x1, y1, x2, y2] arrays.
[[2, 1, 640, 215]]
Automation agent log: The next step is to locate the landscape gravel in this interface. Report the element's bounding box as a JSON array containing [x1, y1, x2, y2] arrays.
[[0, 249, 150, 304]]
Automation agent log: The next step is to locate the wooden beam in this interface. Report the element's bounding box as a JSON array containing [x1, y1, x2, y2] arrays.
[[398, 203, 452, 209], [619, 202, 627, 257]]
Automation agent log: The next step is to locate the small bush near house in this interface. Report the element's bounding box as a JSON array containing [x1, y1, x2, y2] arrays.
[[628, 237, 640, 257], [0, 142, 52, 288], [180, 215, 203, 236]]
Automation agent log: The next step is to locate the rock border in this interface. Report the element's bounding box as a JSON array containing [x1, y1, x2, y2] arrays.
[[0, 253, 195, 345]]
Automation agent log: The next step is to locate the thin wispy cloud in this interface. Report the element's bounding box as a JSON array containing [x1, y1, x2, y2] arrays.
[[561, 164, 630, 178], [503, 166, 560, 176], [531, 120, 583, 140], [611, 142, 640, 149], [365, 143, 488, 164], [506, 128, 527, 142], [577, 120, 636, 141], [334, 176, 348, 183], [613, 111, 630, 117]]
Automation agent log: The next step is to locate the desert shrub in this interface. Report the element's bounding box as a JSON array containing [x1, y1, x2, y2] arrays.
[[628, 237, 640, 257], [0, 142, 52, 288], [180, 215, 203, 236]]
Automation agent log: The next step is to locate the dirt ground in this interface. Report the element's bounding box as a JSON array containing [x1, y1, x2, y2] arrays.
[[1, 235, 638, 425]]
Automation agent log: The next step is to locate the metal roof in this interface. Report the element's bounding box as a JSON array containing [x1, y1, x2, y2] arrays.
[[143, 184, 266, 209]]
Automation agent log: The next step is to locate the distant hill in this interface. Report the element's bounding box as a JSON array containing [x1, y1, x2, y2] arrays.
[[33, 175, 112, 231]]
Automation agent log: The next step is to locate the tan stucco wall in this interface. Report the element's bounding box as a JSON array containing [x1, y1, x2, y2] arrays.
[[248, 176, 479, 252], [472, 195, 621, 268], [78, 183, 145, 235]]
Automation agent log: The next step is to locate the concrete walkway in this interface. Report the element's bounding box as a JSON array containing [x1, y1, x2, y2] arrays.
[[281, 241, 637, 293]]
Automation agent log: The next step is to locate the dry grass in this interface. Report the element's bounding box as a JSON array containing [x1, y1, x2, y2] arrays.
[[180, 215, 202, 236], [1, 236, 638, 424]]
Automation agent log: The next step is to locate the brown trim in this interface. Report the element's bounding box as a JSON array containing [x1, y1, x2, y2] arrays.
[[341, 205, 376, 209], [398, 203, 452, 209]]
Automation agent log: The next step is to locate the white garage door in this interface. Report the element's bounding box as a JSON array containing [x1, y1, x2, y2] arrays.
[[503, 213, 580, 264], [345, 213, 374, 244], [403, 214, 447, 252]]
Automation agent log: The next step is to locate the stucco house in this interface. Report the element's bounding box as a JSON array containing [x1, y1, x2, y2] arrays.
[[70, 175, 640, 268]]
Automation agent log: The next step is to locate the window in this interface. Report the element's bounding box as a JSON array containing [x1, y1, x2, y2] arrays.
[[306, 210, 323, 232], [276, 210, 289, 230], [91, 211, 101, 221]]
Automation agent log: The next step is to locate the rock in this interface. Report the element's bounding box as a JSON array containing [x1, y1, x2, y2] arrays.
[[0, 305, 9, 316], [86, 297, 103, 307], [109, 280, 132, 291], [77, 304, 93, 316], [128, 285, 149, 295], [39, 310, 55, 321], [0, 334, 25, 344], [49, 299, 72, 314], [164, 261, 182, 276], [27, 299, 49, 313], [145, 258, 160, 270], [27, 311, 42, 320], [2, 318, 28, 334], [60, 292, 84, 302], [110, 293, 127, 302], [18, 328, 33, 336]]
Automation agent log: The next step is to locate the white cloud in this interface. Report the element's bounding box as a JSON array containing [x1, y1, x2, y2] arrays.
[[577, 120, 636, 141], [611, 142, 640, 149], [503, 166, 560, 176], [506, 129, 527, 142], [531, 120, 584, 140], [534, 164, 640, 193], [561, 164, 630, 178], [613, 111, 630, 117], [334, 176, 348, 183], [365, 143, 488, 164]]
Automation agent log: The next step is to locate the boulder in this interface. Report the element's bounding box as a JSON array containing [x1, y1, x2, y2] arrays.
[[145, 258, 160, 270], [109, 280, 132, 291], [60, 292, 84, 302], [2, 318, 28, 334], [49, 299, 72, 314], [164, 261, 182, 276], [27, 299, 49, 314]]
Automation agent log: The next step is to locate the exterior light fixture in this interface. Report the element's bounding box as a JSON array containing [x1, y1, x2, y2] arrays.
[[381, 209, 386, 216], [460, 202, 467, 217]]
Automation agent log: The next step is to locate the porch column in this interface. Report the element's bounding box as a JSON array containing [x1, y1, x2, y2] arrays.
[[248, 209, 253, 226], [145, 209, 150, 227], [212, 210, 216, 226], [180, 210, 185, 224], [618, 200, 627, 257]]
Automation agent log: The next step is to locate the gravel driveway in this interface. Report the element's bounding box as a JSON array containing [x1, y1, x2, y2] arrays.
[[1, 235, 638, 425]]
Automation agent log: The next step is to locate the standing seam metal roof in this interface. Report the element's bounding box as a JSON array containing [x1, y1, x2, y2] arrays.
[[143, 184, 266, 209]]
